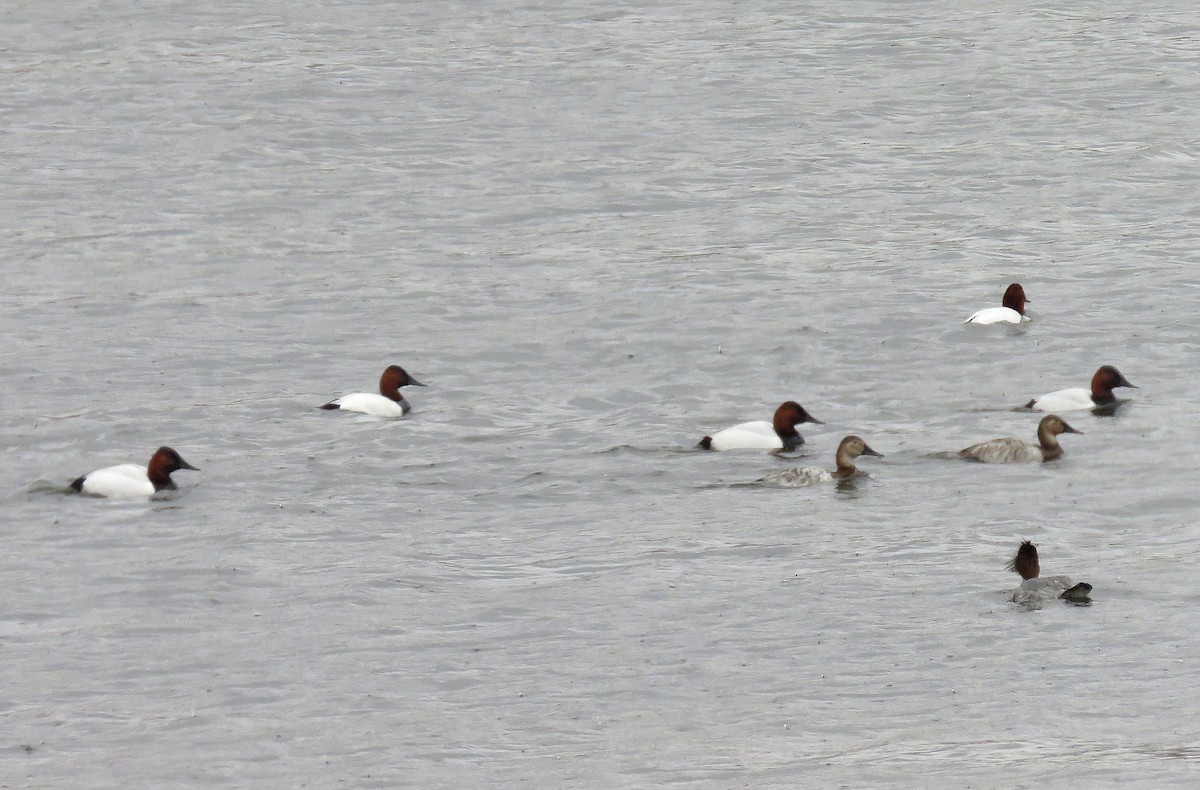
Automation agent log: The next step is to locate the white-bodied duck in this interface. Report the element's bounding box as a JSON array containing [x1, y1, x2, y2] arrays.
[[964, 283, 1030, 325], [321, 365, 426, 417], [71, 446, 199, 499], [698, 401, 822, 452], [1025, 365, 1136, 412], [1007, 541, 1092, 604]]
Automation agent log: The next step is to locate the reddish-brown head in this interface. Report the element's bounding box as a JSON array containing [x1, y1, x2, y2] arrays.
[[146, 446, 199, 491], [1001, 283, 1028, 315], [1090, 365, 1135, 399], [379, 365, 426, 399], [1006, 540, 1040, 580], [773, 401, 822, 433]]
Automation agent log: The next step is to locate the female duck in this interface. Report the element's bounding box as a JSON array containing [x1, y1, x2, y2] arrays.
[[1025, 365, 1136, 412], [698, 401, 822, 452], [958, 415, 1081, 463], [964, 283, 1030, 325], [71, 446, 199, 499], [757, 435, 883, 486], [1007, 541, 1092, 604], [321, 365, 426, 417]]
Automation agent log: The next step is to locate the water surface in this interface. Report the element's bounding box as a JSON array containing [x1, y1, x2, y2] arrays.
[[4, 2, 1200, 787]]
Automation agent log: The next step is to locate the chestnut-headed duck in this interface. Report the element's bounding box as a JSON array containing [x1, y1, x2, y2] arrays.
[[1007, 540, 1091, 604], [1025, 365, 1136, 412], [70, 446, 199, 499], [698, 401, 822, 452], [964, 283, 1030, 325], [959, 415, 1081, 463], [320, 365, 426, 417], [757, 435, 883, 486]]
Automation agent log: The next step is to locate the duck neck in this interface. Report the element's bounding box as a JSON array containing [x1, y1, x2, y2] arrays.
[[1039, 443, 1063, 462], [1037, 425, 1063, 460], [832, 452, 857, 478], [379, 369, 404, 401], [777, 429, 802, 451], [1090, 372, 1117, 403], [146, 459, 177, 491]]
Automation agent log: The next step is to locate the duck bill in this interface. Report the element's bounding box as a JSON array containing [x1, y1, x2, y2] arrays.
[[861, 445, 883, 458], [180, 460, 200, 471], [804, 414, 824, 425], [1118, 376, 1137, 389], [1062, 422, 1083, 435], [409, 377, 428, 387]]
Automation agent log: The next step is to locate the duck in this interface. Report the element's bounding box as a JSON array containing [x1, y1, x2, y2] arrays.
[[698, 401, 822, 452], [1007, 540, 1092, 604], [963, 283, 1030, 325], [320, 365, 426, 417], [70, 446, 199, 499], [1025, 365, 1136, 412], [958, 415, 1081, 463], [757, 435, 883, 486]]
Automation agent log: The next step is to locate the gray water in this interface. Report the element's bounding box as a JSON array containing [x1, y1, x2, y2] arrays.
[[4, 2, 1200, 787]]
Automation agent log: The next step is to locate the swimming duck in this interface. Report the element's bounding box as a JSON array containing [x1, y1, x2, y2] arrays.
[[958, 415, 1081, 463], [698, 401, 822, 452], [1025, 365, 1136, 412], [964, 283, 1030, 325], [320, 365, 426, 417], [1007, 540, 1092, 604], [70, 446, 199, 499], [757, 435, 883, 486]]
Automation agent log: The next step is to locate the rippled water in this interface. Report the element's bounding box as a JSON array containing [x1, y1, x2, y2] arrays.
[[4, 2, 1200, 787]]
